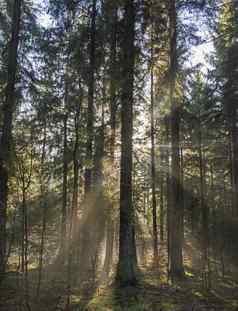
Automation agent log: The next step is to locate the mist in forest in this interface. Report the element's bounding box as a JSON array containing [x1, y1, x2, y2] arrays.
[[0, 0, 238, 310]]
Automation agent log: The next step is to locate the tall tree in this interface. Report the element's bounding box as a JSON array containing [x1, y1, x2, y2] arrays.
[[150, 34, 159, 265], [61, 93, 68, 258], [216, 0, 238, 217], [169, 0, 184, 280], [103, 0, 118, 276], [116, 0, 137, 286], [85, 0, 97, 194], [0, 0, 22, 277]]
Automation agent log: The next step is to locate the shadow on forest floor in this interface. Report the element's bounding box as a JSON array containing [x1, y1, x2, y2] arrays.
[[82, 239, 238, 311], [1, 236, 238, 311], [84, 274, 238, 311]]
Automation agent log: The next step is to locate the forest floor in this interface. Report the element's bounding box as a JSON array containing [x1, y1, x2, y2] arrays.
[[0, 234, 238, 311], [82, 238, 238, 311]]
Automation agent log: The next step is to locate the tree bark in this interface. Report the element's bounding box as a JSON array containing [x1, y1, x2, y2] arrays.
[[0, 0, 22, 278], [85, 0, 97, 194], [165, 117, 171, 276], [61, 111, 68, 258], [169, 0, 184, 280], [116, 0, 137, 286], [160, 148, 164, 243], [180, 147, 185, 247], [230, 109, 238, 217], [67, 98, 81, 293], [198, 118, 209, 288], [103, 210, 114, 276], [150, 43, 159, 265], [17, 145, 33, 307], [109, 2, 118, 163], [103, 1, 118, 277], [36, 121, 47, 299]]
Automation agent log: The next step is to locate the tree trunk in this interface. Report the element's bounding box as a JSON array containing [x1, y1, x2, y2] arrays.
[[230, 109, 238, 217], [61, 5, 74, 264], [160, 148, 164, 243], [72, 102, 81, 242], [36, 122, 47, 299], [61, 112, 68, 258], [17, 146, 33, 307], [67, 99, 81, 294], [22, 184, 29, 305], [116, 0, 137, 286], [180, 147, 185, 247], [169, 0, 184, 280], [103, 1, 118, 277], [103, 212, 114, 276], [0, 0, 22, 278], [198, 118, 209, 289], [85, 0, 97, 194], [165, 117, 171, 277], [150, 43, 159, 265], [228, 132, 234, 216], [109, 2, 118, 163]]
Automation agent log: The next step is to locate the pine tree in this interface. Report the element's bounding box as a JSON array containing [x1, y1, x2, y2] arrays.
[[169, 0, 184, 280], [116, 0, 137, 286], [0, 0, 22, 278]]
